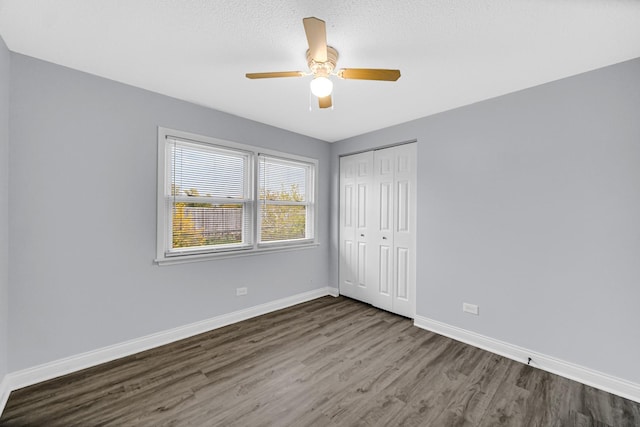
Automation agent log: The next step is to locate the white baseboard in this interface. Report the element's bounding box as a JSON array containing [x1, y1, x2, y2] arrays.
[[328, 287, 339, 297], [0, 375, 10, 416], [1, 286, 336, 415], [414, 315, 640, 404]]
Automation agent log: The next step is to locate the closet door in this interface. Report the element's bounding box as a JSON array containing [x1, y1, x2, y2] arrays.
[[340, 144, 416, 318], [339, 152, 373, 302], [370, 148, 395, 312], [388, 143, 416, 318]]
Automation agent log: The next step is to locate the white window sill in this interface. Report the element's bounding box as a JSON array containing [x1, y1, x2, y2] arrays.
[[155, 242, 321, 266]]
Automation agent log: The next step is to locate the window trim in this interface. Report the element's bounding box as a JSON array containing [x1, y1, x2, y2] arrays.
[[156, 127, 319, 265]]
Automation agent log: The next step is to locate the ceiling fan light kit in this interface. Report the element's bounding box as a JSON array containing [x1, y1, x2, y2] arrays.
[[246, 17, 401, 109], [310, 76, 333, 97]]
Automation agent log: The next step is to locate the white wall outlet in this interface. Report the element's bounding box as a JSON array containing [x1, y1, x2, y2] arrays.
[[463, 302, 479, 315], [236, 287, 248, 296]]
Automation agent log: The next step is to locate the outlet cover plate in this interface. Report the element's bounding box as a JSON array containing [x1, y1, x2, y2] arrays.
[[463, 302, 479, 315]]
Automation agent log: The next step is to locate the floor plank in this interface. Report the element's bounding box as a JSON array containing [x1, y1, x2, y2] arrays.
[[1, 296, 639, 426]]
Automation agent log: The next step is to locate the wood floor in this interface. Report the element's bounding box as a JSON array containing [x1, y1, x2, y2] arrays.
[[1, 297, 639, 426]]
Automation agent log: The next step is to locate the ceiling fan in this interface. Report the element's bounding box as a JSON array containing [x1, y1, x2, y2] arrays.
[[246, 17, 401, 109]]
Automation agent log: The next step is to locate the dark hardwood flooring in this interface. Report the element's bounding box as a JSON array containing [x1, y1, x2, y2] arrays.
[[1, 296, 639, 426]]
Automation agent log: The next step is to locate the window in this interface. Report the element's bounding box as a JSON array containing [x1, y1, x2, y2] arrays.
[[168, 139, 253, 253], [157, 128, 318, 264], [258, 155, 314, 245]]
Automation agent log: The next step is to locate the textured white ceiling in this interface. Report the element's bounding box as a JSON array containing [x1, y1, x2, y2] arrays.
[[1, 0, 639, 142]]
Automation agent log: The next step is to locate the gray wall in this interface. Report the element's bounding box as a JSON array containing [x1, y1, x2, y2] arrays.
[[0, 36, 9, 381], [5, 44, 640, 388], [331, 58, 640, 384], [8, 53, 331, 371]]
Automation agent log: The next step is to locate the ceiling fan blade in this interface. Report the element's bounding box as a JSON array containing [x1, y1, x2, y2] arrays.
[[338, 68, 401, 81], [318, 95, 332, 109], [303, 17, 328, 62], [246, 71, 305, 79]]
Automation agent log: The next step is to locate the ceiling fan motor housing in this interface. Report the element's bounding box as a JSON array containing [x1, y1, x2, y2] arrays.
[[307, 46, 339, 77]]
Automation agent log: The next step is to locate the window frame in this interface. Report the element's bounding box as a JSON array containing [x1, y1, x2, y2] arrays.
[[166, 138, 254, 255], [156, 127, 319, 265], [257, 154, 316, 248]]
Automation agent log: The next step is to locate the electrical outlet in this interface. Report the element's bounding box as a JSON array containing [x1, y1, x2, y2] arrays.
[[463, 302, 479, 315], [236, 287, 248, 296]]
